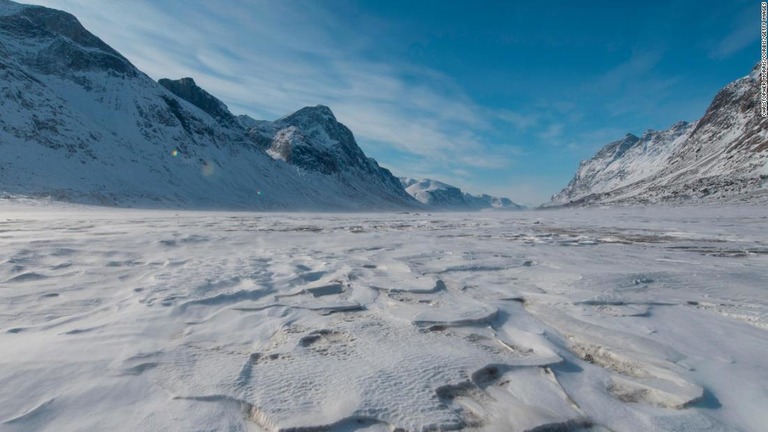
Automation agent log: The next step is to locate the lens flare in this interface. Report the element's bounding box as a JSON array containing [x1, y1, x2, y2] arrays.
[[202, 161, 214, 177], [171, 149, 179, 157]]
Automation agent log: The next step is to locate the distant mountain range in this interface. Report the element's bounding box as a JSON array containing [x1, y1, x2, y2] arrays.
[[549, 64, 768, 206], [400, 178, 523, 210]]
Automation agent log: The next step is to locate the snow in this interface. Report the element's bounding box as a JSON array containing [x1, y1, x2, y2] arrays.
[[1, 200, 766, 431], [551, 63, 768, 207], [401, 178, 524, 210], [273, 105, 340, 150], [405, 178, 461, 204], [551, 123, 695, 204]]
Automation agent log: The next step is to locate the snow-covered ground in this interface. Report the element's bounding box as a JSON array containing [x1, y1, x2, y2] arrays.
[[1, 200, 766, 431]]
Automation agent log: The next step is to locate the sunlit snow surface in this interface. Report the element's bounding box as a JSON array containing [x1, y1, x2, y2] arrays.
[[1, 201, 767, 431]]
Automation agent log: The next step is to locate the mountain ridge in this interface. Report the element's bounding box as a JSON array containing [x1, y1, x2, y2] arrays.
[[158, 77, 238, 127], [549, 63, 768, 207], [400, 177, 524, 210], [0, 0, 419, 210]]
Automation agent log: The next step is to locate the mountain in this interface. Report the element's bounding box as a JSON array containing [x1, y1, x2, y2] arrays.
[[0, 0, 417, 210], [239, 106, 407, 198], [550, 64, 768, 206], [400, 177, 524, 210], [551, 123, 694, 204], [158, 77, 238, 127]]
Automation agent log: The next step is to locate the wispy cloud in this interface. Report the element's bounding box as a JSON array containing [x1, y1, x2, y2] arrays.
[[708, 8, 759, 59], [537, 123, 564, 141], [29, 0, 520, 183], [578, 50, 688, 123], [23, 0, 739, 206], [492, 109, 539, 130], [587, 50, 664, 93]]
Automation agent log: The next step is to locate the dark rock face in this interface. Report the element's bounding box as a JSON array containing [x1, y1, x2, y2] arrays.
[[551, 63, 768, 206], [158, 77, 237, 126]]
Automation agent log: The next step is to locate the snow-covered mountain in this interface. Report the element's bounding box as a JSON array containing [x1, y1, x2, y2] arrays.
[[551, 122, 694, 204], [550, 64, 768, 206], [158, 77, 239, 128], [400, 177, 524, 210], [0, 0, 417, 210], [239, 106, 408, 197]]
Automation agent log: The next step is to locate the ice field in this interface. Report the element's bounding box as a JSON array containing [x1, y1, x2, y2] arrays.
[[1, 201, 767, 431]]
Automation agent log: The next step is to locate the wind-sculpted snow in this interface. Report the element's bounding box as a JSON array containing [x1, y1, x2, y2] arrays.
[[1, 201, 767, 431]]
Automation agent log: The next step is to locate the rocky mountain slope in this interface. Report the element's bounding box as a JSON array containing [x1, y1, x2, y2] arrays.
[[239, 106, 407, 198], [400, 177, 524, 210], [550, 64, 768, 206], [158, 77, 239, 128], [0, 0, 417, 210]]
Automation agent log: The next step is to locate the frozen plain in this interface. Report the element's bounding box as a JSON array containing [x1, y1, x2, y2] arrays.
[[0, 201, 766, 432]]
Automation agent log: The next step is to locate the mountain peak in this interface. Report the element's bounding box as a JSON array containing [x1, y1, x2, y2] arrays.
[[593, 133, 639, 161], [177, 77, 197, 86], [241, 103, 403, 184], [749, 62, 761, 80], [296, 104, 333, 113], [308, 104, 335, 116], [280, 105, 337, 124], [641, 121, 691, 141], [400, 177, 524, 210], [0, 1, 122, 58], [158, 77, 235, 124], [619, 133, 640, 146]]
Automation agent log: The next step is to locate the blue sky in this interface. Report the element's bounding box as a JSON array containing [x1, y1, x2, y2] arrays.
[[29, 0, 760, 204]]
